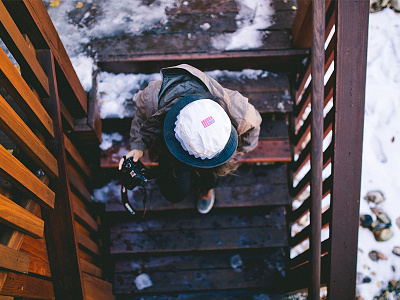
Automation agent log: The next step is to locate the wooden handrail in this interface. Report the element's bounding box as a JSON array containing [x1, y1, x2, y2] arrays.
[[0, 0, 49, 98], [0, 94, 58, 178], [0, 46, 54, 138], [0, 193, 44, 239], [309, 0, 325, 298]]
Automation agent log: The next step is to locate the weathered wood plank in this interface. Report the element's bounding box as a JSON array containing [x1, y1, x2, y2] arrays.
[[76, 230, 100, 256], [0, 0, 49, 97], [92, 30, 292, 60], [98, 49, 309, 74], [82, 272, 115, 300], [239, 140, 291, 163], [60, 98, 75, 130], [111, 207, 286, 234], [0, 175, 46, 291], [129, 291, 284, 300], [114, 250, 285, 294], [110, 207, 287, 254], [105, 164, 290, 212], [0, 94, 58, 178], [115, 248, 284, 273], [0, 193, 44, 239], [328, 0, 370, 298], [67, 165, 92, 204], [0, 144, 55, 209], [64, 133, 92, 179], [80, 258, 102, 278], [37, 49, 85, 299], [0, 46, 54, 138], [3, 0, 88, 116], [0, 244, 30, 274], [73, 198, 98, 232], [20, 234, 52, 278], [1, 271, 54, 299], [100, 139, 291, 169]]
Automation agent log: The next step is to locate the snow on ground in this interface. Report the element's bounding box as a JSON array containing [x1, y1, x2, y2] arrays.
[[45, 0, 275, 92], [42, 1, 400, 298], [356, 8, 400, 300]]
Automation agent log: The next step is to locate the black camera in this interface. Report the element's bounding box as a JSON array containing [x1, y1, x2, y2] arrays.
[[120, 156, 149, 190], [120, 156, 152, 217]]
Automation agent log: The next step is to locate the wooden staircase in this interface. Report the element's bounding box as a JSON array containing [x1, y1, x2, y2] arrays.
[[98, 70, 297, 299], [91, 0, 310, 298]]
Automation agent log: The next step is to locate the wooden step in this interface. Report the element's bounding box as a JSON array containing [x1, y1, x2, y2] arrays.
[[98, 49, 309, 75], [113, 248, 285, 295], [82, 272, 115, 300], [120, 291, 284, 300], [110, 206, 287, 255], [100, 139, 290, 169], [87, 0, 308, 73], [104, 164, 290, 213]]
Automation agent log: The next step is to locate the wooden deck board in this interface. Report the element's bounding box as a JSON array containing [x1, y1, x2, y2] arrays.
[[105, 164, 290, 213], [110, 207, 287, 254]]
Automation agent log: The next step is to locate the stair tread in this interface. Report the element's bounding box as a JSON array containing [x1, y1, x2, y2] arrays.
[[114, 249, 285, 294], [104, 164, 290, 212], [110, 206, 288, 254], [120, 291, 284, 300]]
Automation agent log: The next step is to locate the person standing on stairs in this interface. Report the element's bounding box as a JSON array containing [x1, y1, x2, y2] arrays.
[[119, 64, 261, 214]]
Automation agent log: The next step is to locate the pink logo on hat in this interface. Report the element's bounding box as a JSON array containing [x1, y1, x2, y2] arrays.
[[201, 116, 215, 128]]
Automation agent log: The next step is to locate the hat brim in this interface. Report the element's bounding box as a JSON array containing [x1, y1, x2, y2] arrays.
[[164, 94, 238, 168]]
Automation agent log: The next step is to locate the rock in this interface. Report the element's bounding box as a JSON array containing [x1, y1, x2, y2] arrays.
[[230, 254, 243, 272], [134, 273, 153, 291], [369, 251, 388, 261], [370, 0, 390, 12], [365, 190, 385, 204], [373, 228, 393, 242], [392, 247, 400, 256], [362, 276, 372, 283], [370, 207, 392, 226], [360, 214, 374, 228]]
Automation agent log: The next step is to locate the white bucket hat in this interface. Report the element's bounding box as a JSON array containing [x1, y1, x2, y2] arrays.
[[164, 94, 238, 168]]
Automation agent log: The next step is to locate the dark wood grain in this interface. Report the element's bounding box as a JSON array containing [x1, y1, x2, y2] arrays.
[[0, 46, 54, 138], [105, 164, 290, 212], [38, 50, 85, 300], [111, 208, 287, 254], [3, 0, 87, 116], [0, 94, 58, 178], [328, 0, 369, 298], [0, 193, 44, 239], [1, 271, 54, 299], [0, 1, 49, 97]]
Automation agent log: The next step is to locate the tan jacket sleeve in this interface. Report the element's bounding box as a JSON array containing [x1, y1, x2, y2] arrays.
[[129, 81, 161, 151], [238, 102, 262, 153], [224, 88, 262, 153]]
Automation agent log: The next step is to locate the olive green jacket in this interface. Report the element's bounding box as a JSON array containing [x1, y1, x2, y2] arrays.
[[130, 64, 262, 154]]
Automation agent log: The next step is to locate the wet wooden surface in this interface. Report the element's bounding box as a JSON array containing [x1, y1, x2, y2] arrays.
[[110, 206, 287, 295], [104, 164, 290, 213], [91, 0, 300, 297], [81, 0, 298, 61]]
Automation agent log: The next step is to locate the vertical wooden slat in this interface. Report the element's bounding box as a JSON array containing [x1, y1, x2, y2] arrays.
[[310, 0, 325, 298], [37, 49, 85, 300], [329, 0, 369, 298]]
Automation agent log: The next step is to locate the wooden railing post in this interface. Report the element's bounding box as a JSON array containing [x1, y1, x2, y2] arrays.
[[329, 0, 369, 299], [310, 0, 325, 298], [37, 49, 85, 300]]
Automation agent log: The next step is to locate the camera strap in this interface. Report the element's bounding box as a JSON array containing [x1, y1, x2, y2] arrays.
[[120, 181, 147, 218]]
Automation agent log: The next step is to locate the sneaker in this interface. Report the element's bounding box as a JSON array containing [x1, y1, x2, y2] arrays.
[[197, 189, 215, 214]]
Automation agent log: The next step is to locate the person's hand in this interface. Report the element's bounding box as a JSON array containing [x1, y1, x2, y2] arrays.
[[118, 149, 144, 170]]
